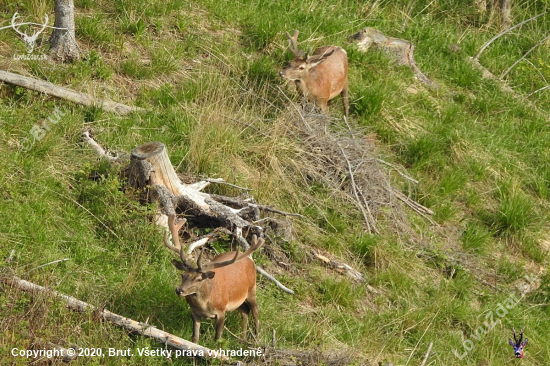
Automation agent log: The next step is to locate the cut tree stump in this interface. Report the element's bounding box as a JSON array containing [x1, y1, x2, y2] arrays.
[[128, 141, 253, 230], [0, 70, 144, 115]]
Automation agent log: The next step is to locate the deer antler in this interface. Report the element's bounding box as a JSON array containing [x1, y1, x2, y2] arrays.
[[286, 30, 304, 58], [163, 214, 188, 264], [197, 234, 264, 272], [11, 12, 27, 37]]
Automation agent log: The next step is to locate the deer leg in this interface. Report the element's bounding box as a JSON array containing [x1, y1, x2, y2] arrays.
[[191, 312, 201, 344], [214, 313, 225, 341], [247, 289, 259, 341], [341, 85, 350, 117], [238, 302, 251, 341]]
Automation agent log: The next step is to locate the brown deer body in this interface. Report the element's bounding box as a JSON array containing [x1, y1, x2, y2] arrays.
[[163, 214, 262, 343], [280, 30, 349, 117]]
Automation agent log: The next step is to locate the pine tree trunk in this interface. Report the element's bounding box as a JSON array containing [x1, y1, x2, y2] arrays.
[[49, 0, 80, 61]]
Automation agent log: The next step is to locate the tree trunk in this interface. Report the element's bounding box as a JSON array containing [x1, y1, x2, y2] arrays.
[[49, 0, 80, 61], [499, 0, 512, 28]]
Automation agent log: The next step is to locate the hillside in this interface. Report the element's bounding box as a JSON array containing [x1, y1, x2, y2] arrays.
[[1, 0, 550, 365]]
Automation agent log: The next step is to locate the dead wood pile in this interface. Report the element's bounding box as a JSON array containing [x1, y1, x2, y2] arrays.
[[286, 111, 432, 236]]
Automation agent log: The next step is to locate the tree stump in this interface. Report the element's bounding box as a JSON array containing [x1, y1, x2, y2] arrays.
[[86, 138, 297, 294]]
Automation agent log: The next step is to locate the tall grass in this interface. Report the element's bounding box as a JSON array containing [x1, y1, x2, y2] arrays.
[[1, 1, 549, 365]]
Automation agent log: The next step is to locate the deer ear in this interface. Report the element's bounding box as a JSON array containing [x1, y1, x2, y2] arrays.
[[202, 271, 215, 280], [172, 259, 187, 270], [522, 338, 528, 347], [509, 339, 516, 347]]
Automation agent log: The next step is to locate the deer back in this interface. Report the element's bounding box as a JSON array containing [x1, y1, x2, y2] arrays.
[[304, 46, 348, 101]]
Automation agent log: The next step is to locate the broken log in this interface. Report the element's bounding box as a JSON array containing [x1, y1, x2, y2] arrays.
[[0, 70, 144, 115], [351, 27, 438, 89], [128, 141, 257, 230], [1, 274, 229, 361]]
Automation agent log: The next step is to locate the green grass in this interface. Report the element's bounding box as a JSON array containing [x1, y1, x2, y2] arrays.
[[1, 0, 550, 365]]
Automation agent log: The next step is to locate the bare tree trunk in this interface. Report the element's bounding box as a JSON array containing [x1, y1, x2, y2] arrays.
[[49, 0, 80, 61], [499, 0, 512, 28]]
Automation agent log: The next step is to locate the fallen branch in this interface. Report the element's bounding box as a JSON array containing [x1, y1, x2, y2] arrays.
[[419, 342, 433, 366], [82, 130, 126, 162], [1, 274, 229, 361], [26, 258, 69, 274], [473, 12, 547, 61], [0, 70, 145, 115], [336, 141, 378, 234], [201, 177, 252, 191], [256, 266, 295, 295], [311, 250, 365, 283], [500, 33, 550, 79], [391, 188, 436, 226]]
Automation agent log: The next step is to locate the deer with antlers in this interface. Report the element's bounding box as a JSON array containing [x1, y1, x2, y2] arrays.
[[280, 30, 349, 117], [509, 327, 528, 358], [163, 214, 263, 343], [11, 12, 49, 54]]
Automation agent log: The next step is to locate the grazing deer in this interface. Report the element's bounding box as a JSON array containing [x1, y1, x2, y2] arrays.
[[509, 327, 528, 358], [280, 30, 349, 117], [163, 214, 263, 343], [11, 12, 49, 54]]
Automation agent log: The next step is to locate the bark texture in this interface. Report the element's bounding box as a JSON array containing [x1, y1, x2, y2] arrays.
[[49, 0, 80, 61]]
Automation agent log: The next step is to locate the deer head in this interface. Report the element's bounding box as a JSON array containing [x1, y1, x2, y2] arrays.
[[508, 327, 528, 358]]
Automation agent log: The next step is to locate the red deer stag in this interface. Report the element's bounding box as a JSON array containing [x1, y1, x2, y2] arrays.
[[163, 214, 263, 343], [280, 30, 349, 117]]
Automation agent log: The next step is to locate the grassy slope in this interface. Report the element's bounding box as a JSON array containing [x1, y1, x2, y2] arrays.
[[1, 0, 550, 365]]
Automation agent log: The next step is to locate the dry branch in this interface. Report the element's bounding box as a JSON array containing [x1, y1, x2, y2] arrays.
[[419, 342, 433, 366], [1, 274, 229, 361], [0, 70, 144, 115], [82, 130, 126, 162], [288, 111, 425, 234], [352, 27, 438, 89], [500, 33, 550, 79], [311, 250, 365, 283], [473, 11, 547, 61]]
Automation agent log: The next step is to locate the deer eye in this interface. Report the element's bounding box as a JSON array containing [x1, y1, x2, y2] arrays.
[[299, 65, 305, 70]]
